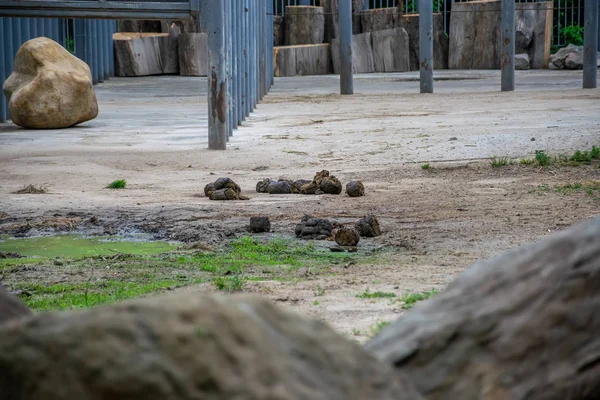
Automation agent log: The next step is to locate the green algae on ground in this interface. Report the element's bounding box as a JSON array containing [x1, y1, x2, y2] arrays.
[[0, 234, 176, 262]]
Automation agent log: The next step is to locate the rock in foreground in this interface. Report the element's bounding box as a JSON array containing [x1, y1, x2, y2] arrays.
[[0, 293, 421, 400], [346, 181, 365, 197], [249, 216, 271, 233], [3, 37, 98, 129], [204, 178, 248, 200], [366, 216, 600, 400]]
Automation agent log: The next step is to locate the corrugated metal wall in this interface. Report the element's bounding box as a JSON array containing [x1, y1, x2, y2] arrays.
[[0, 18, 116, 123]]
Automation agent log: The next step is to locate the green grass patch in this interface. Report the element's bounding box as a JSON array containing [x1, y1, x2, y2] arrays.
[[490, 156, 509, 168], [356, 288, 397, 299], [421, 163, 430, 170], [17, 277, 204, 311], [213, 274, 245, 292], [0, 235, 176, 263], [400, 288, 439, 309], [369, 320, 391, 337], [107, 179, 127, 189]]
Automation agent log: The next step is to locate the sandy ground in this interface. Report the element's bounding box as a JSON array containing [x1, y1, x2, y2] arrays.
[[1, 70, 599, 340]]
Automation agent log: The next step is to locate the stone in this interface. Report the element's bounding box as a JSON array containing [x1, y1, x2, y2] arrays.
[[213, 177, 241, 194], [114, 32, 179, 76], [209, 188, 237, 201], [334, 228, 360, 247], [284, 6, 325, 46], [366, 216, 600, 400], [515, 53, 530, 70], [548, 44, 582, 70], [0, 284, 31, 325], [331, 33, 375, 74], [564, 51, 584, 70], [320, 176, 342, 195], [3, 37, 98, 129], [371, 28, 410, 73], [267, 180, 293, 195], [355, 215, 382, 238], [273, 44, 332, 77], [249, 216, 271, 233], [255, 178, 273, 193], [0, 293, 421, 400], [295, 215, 333, 240], [178, 33, 208, 76], [346, 181, 365, 197], [300, 182, 322, 195]]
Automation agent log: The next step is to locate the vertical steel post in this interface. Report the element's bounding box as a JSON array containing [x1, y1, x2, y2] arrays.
[[207, 0, 228, 150], [232, 0, 238, 130], [0, 18, 6, 122], [93, 20, 101, 83], [44, 18, 52, 40], [97, 21, 105, 83], [103, 21, 110, 80], [36, 18, 44, 38], [74, 19, 86, 61], [500, 0, 515, 92], [583, 0, 598, 89], [57, 18, 65, 46], [299, 0, 311, 5], [109, 21, 116, 77], [4, 18, 15, 121], [250, 1, 256, 111], [598, 0, 600, 52], [259, 0, 265, 100], [13, 18, 22, 56], [52, 18, 59, 42], [237, 4, 243, 124], [227, 0, 233, 137], [21, 18, 31, 45], [363, 0, 369, 10], [339, 0, 354, 95], [31, 18, 37, 37], [85, 20, 96, 84], [244, 0, 250, 117], [268, 0, 274, 89], [419, 0, 433, 93]]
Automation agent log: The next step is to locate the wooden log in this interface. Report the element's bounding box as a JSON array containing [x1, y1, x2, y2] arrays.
[[273, 44, 331, 77], [449, 0, 552, 69], [0, 284, 31, 325], [273, 15, 284, 47], [398, 14, 449, 71], [178, 32, 208, 76], [366, 216, 600, 400], [113, 32, 179, 77], [322, 0, 363, 43], [371, 28, 410, 73], [284, 6, 325, 46], [331, 33, 375, 74]]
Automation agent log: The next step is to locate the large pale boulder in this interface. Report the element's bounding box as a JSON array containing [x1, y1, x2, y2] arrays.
[[3, 37, 98, 129], [0, 293, 421, 400]]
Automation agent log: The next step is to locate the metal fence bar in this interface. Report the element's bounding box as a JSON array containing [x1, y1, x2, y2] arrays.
[[419, 0, 433, 93], [251, 1, 257, 110], [20, 18, 31, 45], [207, 0, 227, 150], [232, 0, 238, 131], [243, 0, 249, 119], [260, 0, 266, 100], [0, 19, 6, 122], [268, 0, 274, 88], [226, 0, 232, 138], [500, 0, 515, 92], [109, 20, 116, 77], [96, 20, 104, 82], [583, 0, 598, 89], [339, 0, 354, 95]]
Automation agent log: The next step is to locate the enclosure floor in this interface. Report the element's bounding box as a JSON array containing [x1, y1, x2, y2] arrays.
[[1, 70, 599, 339]]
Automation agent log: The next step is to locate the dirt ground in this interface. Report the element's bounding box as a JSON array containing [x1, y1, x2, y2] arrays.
[[1, 71, 599, 340]]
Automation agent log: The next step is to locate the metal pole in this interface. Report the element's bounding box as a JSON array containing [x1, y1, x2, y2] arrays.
[[260, 0, 265, 100], [13, 18, 22, 56], [97, 20, 105, 83], [419, 0, 433, 93], [244, 0, 250, 117], [299, 0, 310, 5], [21, 17, 31, 45], [250, 1, 256, 111], [74, 19, 85, 61], [583, 0, 598, 89], [237, 4, 243, 124], [339, 0, 354, 95], [363, 0, 369, 10], [0, 18, 6, 122], [268, 0, 274, 89], [500, 0, 515, 92], [207, 0, 228, 150], [52, 18, 59, 42], [31, 17, 37, 37], [232, 0, 238, 130], [36, 18, 44, 38], [44, 18, 52, 40], [109, 21, 116, 77], [227, 0, 233, 137], [103, 20, 110, 80]]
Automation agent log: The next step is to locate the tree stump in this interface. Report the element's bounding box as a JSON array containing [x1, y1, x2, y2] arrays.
[[284, 6, 325, 46], [273, 44, 331, 77], [178, 33, 208, 76], [366, 216, 600, 400], [114, 32, 179, 76]]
